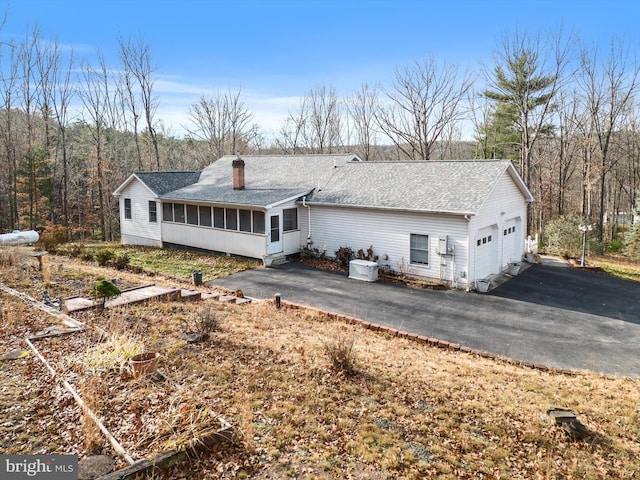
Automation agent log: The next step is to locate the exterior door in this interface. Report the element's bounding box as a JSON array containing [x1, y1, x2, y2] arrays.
[[267, 213, 283, 254]]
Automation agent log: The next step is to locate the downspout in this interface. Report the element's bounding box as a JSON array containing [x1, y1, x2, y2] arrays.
[[465, 214, 471, 292], [302, 196, 311, 245]]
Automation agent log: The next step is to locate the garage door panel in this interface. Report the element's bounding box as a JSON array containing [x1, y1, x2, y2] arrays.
[[475, 226, 498, 280]]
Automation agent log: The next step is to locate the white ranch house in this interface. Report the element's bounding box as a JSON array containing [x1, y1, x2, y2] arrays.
[[113, 154, 534, 290]]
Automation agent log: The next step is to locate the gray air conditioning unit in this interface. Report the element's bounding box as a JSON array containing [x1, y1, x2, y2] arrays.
[[349, 259, 379, 282]]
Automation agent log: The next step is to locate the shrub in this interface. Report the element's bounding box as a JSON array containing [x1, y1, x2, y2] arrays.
[[624, 197, 640, 260], [180, 304, 220, 341], [356, 245, 376, 261], [607, 239, 624, 254], [335, 246, 354, 267], [194, 304, 219, 337], [112, 253, 130, 270], [323, 332, 357, 375], [301, 245, 324, 259], [95, 249, 115, 266], [544, 214, 594, 258], [66, 243, 85, 258], [90, 279, 121, 311], [38, 224, 68, 252]]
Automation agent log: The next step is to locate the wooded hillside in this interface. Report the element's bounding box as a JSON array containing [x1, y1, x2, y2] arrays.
[[1, 26, 638, 251]]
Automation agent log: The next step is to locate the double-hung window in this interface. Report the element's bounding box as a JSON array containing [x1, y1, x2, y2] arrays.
[[148, 201, 157, 223], [124, 198, 132, 220], [410, 234, 429, 265]]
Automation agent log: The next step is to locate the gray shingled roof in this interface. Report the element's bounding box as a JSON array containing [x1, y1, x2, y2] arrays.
[[135, 171, 201, 196], [147, 155, 531, 215], [163, 154, 360, 206], [307, 160, 525, 214]]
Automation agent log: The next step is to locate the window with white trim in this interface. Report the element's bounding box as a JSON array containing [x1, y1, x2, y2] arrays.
[[162, 203, 172, 221], [199, 206, 212, 227], [186, 205, 198, 225], [213, 207, 225, 228], [283, 208, 298, 231], [410, 234, 429, 265], [124, 198, 132, 219], [239, 209, 252, 232], [148, 201, 157, 223], [253, 211, 265, 234], [225, 208, 237, 230]]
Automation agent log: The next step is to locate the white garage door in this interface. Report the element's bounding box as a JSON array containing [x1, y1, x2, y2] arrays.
[[475, 227, 498, 280], [502, 219, 520, 266]]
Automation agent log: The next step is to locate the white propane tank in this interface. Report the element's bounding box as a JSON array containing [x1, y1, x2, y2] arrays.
[[0, 230, 40, 246]]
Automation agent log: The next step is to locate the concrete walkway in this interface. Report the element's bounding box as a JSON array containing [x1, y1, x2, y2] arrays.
[[212, 259, 640, 376]]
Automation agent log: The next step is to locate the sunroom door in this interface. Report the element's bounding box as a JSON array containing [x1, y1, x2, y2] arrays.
[[266, 213, 283, 254]]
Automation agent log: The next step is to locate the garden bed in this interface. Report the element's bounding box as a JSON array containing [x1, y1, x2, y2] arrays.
[[2, 248, 640, 479]]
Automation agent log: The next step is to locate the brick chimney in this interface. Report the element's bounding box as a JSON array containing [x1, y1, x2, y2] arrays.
[[232, 155, 245, 190]]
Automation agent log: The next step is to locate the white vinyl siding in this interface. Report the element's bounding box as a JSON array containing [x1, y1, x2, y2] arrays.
[[118, 179, 162, 247], [163, 222, 267, 258], [468, 171, 528, 282], [301, 205, 468, 286]]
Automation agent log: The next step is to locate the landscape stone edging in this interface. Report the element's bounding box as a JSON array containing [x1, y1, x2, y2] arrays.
[[277, 299, 582, 377]]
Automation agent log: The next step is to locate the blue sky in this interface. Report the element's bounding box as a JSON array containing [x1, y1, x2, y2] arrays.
[[1, 0, 639, 138]]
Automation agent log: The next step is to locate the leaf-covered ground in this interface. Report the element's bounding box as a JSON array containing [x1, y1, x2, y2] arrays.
[[1, 248, 640, 479]]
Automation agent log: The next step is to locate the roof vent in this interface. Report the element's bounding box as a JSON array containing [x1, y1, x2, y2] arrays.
[[232, 155, 245, 190]]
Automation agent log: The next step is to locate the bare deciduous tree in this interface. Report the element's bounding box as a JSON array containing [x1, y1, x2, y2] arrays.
[[376, 56, 473, 160], [119, 37, 160, 169], [347, 83, 379, 160], [276, 84, 343, 155], [578, 38, 639, 241], [185, 88, 258, 166], [48, 42, 75, 229]]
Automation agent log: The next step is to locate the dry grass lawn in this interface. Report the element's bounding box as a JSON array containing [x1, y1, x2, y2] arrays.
[[1, 247, 639, 479]]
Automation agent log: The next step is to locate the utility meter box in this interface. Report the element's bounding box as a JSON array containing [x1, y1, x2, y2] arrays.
[[349, 259, 379, 282], [438, 236, 454, 255]]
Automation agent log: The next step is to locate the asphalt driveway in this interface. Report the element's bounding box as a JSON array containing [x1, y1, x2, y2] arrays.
[[212, 258, 640, 376]]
